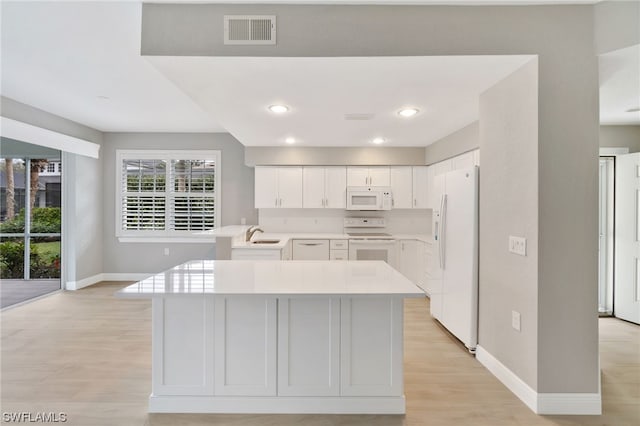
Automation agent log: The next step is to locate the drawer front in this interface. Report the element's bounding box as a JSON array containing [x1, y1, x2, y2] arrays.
[[330, 239, 349, 250], [330, 249, 349, 261]]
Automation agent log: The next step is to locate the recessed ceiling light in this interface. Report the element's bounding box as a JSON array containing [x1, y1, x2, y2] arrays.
[[268, 104, 289, 114], [97, 95, 110, 100], [285, 137, 296, 144], [398, 108, 419, 117], [371, 137, 386, 145], [626, 107, 640, 113]]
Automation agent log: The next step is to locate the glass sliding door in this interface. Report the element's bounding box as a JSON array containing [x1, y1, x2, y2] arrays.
[[1, 140, 62, 308]]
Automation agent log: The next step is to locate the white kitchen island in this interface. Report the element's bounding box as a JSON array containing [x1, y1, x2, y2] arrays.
[[116, 260, 424, 414]]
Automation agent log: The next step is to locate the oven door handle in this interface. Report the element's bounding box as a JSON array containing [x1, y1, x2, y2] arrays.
[[349, 239, 396, 244]]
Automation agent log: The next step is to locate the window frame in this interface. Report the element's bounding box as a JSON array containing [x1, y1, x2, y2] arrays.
[[115, 149, 221, 242]]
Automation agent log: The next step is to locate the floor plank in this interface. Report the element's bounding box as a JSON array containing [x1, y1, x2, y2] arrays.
[[1, 282, 638, 425]]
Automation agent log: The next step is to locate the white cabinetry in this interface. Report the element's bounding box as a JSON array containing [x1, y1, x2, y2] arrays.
[[412, 166, 428, 208], [397, 239, 427, 291], [292, 239, 330, 260], [329, 239, 349, 260], [303, 167, 346, 209], [255, 167, 303, 208], [214, 297, 277, 396], [152, 298, 215, 396], [390, 166, 413, 208], [340, 298, 403, 396], [232, 247, 284, 260], [347, 167, 390, 187], [451, 151, 475, 170], [277, 298, 340, 396]]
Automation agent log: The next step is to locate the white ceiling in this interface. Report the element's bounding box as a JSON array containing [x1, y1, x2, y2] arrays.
[[149, 55, 533, 146], [0, 0, 633, 148]]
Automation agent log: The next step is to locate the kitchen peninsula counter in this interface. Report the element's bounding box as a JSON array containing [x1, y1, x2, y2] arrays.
[[117, 260, 423, 414]]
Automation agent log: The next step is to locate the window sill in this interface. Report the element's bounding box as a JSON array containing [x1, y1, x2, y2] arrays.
[[117, 237, 216, 244]]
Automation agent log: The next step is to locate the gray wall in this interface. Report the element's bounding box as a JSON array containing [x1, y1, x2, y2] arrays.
[[142, 2, 602, 394], [600, 125, 640, 153], [245, 147, 426, 166], [102, 132, 256, 274], [479, 59, 539, 389], [1, 96, 103, 145], [424, 121, 479, 165]]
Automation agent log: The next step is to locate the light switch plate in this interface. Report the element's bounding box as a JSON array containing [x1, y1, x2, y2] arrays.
[[509, 236, 527, 256], [512, 310, 521, 332]]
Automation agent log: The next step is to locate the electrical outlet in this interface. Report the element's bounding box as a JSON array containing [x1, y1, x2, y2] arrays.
[[509, 236, 527, 256], [163, 247, 170, 256], [512, 310, 521, 332], [240, 217, 246, 225]]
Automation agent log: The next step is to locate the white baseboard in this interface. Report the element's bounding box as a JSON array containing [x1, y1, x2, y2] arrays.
[[66, 273, 104, 290], [148, 395, 405, 414], [476, 345, 601, 415], [66, 273, 153, 290], [102, 273, 153, 282]]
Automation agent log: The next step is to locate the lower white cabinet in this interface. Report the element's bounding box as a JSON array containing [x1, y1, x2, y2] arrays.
[[150, 295, 407, 413], [397, 239, 427, 291], [340, 297, 403, 396], [213, 297, 277, 396], [277, 298, 341, 396], [231, 247, 284, 260], [152, 297, 215, 396]]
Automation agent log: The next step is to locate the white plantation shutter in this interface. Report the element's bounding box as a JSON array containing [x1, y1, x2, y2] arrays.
[[116, 150, 220, 238]]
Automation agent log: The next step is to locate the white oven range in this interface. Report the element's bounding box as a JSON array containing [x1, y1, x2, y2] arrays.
[[344, 217, 396, 267]]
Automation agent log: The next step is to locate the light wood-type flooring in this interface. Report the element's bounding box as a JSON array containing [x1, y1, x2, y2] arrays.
[[1, 282, 638, 426]]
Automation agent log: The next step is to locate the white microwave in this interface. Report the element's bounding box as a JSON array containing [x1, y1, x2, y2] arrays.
[[346, 186, 392, 210]]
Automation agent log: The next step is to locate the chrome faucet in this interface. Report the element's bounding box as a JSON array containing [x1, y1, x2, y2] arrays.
[[245, 226, 264, 242]]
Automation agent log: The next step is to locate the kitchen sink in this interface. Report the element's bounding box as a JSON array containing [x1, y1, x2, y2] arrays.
[[251, 239, 280, 244]]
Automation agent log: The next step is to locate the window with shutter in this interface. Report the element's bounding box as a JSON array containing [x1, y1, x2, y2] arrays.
[[116, 150, 221, 239]]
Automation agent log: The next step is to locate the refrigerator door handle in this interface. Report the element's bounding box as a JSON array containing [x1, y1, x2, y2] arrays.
[[439, 194, 447, 269]]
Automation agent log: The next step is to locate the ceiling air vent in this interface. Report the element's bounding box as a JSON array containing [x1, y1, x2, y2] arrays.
[[224, 15, 276, 45], [344, 113, 375, 121]]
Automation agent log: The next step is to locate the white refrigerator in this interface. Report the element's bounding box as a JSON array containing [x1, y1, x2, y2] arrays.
[[429, 166, 479, 352]]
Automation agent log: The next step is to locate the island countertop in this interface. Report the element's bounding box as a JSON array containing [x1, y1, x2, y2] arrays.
[[116, 260, 425, 298]]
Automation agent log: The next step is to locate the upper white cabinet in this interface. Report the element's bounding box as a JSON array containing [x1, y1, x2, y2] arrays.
[[451, 151, 475, 170], [390, 166, 428, 209], [303, 167, 346, 209], [390, 167, 413, 209], [412, 166, 428, 208], [255, 167, 303, 208], [347, 167, 390, 187]]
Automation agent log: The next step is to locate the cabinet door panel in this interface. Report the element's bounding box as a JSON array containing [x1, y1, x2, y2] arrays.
[[341, 298, 403, 396], [325, 167, 347, 208], [152, 298, 214, 396], [369, 167, 390, 186], [254, 167, 279, 208], [278, 298, 340, 396], [390, 167, 413, 209], [214, 297, 277, 396], [412, 166, 428, 208], [278, 167, 303, 208], [347, 167, 370, 186], [303, 167, 325, 208]]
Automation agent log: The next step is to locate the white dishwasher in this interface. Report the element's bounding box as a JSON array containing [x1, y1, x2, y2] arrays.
[[292, 239, 330, 260]]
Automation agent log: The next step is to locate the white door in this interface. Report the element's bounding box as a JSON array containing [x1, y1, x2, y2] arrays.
[[412, 166, 428, 208], [599, 158, 614, 314], [614, 153, 640, 324], [390, 166, 413, 208], [278, 167, 303, 208], [254, 167, 279, 208], [303, 167, 325, 208], [325, 167, 347, 208]]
